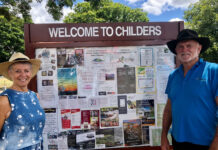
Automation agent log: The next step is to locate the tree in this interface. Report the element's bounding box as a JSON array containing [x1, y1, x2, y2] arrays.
[[0, 0, 75, 23], [0, 15, 24, 62], [64, 0, 149, 23], [184, 0, 218, 63]]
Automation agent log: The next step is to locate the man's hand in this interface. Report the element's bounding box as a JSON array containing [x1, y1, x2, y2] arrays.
[[161, 134, 170, 150]]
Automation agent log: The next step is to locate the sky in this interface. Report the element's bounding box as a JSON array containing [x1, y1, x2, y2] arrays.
[[30, 0, 199, 23]]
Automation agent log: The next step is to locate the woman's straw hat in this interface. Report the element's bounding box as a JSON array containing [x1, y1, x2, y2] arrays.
[[0, 52, 41, 81]]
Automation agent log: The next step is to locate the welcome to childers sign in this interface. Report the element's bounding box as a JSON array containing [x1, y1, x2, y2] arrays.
[[48, 25, 162, 38], [28, 22, 182, 42]]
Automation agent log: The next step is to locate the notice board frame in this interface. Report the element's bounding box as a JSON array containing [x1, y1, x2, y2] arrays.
[[24, 21, 184, 150]]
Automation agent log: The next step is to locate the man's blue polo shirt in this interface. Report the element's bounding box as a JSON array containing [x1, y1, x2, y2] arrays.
[[165, 58, 218, 146]]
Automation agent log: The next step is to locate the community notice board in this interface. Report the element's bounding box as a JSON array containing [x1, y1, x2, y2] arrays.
[[36, 45, 174, 149]]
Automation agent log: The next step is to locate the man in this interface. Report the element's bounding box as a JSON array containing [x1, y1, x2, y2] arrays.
[[161, 29, 218, 150]]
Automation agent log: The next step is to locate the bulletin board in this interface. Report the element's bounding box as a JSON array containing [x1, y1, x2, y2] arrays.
[[24, 22, 184, 150]]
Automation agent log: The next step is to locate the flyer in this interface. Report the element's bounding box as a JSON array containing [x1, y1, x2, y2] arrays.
[[117, 67, 136, 94], [71, 109, 81, 129], [110, 46, 138, 67], [118, 95, 127, 114], [123, 119, 143, 146], [142, 126, 150, 144], [136, 99, 155, 126], [36, 48, 58, 108], [90, 110, 100, 130], [43, 108, 58, 134], [139, 47, 153, 66], [81, 110, 91, 129], [136, 66, 155, 94], [61, 109, 71, 129], [57, 68, 77, 95], [57, 132, 68, 149], [100, 107, 119, 127], [96, 127, 124, 148], [76, 130, 96, 149]]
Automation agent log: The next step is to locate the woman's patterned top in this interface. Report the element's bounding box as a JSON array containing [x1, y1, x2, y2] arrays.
[[0, 89, 45, 150]]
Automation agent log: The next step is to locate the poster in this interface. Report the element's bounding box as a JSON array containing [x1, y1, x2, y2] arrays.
[[139, 48, 153, 66], [117, 67, 136, 94], [61, 109, 71, 129], [100, 107, 119, 127], [111, 47, 138, 67], [43, 108, 58, 134], [123, 119, 143, 146], [71, 109, 81, 129], [58, 68, 77, 95], [136, 66, 155, 93], [90, 110, 100, 130], [136, 99, 155, 126], [96, 127, 124, 148], [118, 95, 127, 114], [36, 48, 58, 108]]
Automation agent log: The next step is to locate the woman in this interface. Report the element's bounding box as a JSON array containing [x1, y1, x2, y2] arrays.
[[0, 52, 45, 150]]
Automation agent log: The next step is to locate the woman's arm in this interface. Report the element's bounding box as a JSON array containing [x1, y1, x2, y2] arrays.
[[0, 96, 11, 132]]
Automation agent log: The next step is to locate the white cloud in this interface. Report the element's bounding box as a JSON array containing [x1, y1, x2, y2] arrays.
[[30, 1, 73, 23], [169, 18, 184, 22], [141, 0, 199, 15], [126, 0, 142, 4], [169, 0, 199, 8]]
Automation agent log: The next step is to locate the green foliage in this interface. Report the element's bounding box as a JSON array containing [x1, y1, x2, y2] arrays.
[[46, 0, 75, 20], [0, 0, 75, 22], [64, 0, 149, 23], [0, 0, 33, 23], [0, 7, 11, 21], [0, 16, 24, 63], [184, 0, 218, 63]]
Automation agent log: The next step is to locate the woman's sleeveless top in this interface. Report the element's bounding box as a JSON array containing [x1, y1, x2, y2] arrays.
[[0, 89, 45, 150]]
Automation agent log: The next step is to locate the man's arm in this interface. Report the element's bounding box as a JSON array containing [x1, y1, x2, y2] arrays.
[[161, 99, 172, 150], [209, 96, 218, 150]]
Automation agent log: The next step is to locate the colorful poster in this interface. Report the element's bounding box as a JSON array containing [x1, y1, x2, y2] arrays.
[[61, 109, 71, 129], [58, 68, 77, 95], [75, 49, 84, 66], [90, 110, 100, 130], [100, 107, 119, 127], [123, 119, 143, 146], [81, 110, 91, 129], [136, 99, 155, 126]]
